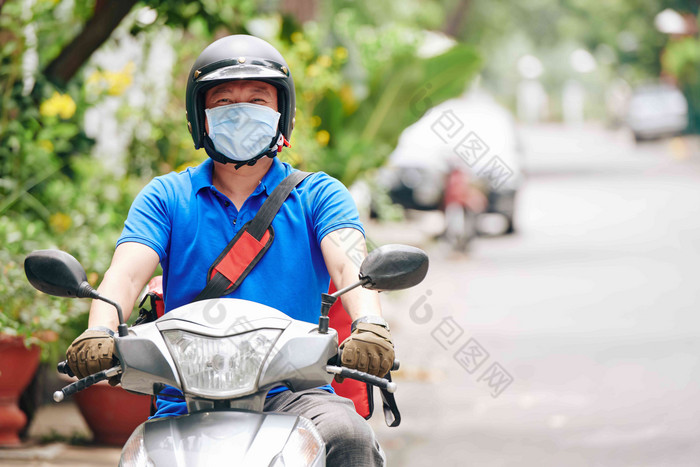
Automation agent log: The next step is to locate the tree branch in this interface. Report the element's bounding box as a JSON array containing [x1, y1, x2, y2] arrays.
[[443, 0, 471, 38], [43, 0, 139, 88]]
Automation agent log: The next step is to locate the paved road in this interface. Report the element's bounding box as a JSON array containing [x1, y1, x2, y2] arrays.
[[370, 124, 700, 466]]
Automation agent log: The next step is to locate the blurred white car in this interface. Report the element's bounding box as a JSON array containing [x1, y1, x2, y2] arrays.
[[625, 83, 688, 141], [375, 89, 523, 235]]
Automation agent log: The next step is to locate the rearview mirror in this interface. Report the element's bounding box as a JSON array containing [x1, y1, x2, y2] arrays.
[[24, 249, 90, 298], [360, 244, 429, 291]]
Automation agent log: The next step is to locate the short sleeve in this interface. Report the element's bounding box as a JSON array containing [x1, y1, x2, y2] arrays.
[[310, 173, 365, 243], [117, 178, 172, 261]]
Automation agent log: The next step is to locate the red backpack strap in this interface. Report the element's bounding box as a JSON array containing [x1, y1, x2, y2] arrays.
[[193, 171, 311, 302], [147, 276, 165, 319], [328, 281, 374, 419]]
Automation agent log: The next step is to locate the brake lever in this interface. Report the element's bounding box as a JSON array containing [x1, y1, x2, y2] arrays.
[[57, 360, 74, 378], [325, 365, 397, 393]]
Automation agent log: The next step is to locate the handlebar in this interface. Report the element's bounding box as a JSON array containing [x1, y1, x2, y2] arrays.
[[328, 350, 400, 393], [53, 363, 121, 402]]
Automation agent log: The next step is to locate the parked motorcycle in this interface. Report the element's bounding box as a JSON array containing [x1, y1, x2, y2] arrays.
[[24, 245, 428, 466]]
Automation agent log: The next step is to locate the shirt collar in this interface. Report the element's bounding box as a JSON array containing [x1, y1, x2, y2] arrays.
[[258, 157, 290, 196], [190, 157, 289, 196], [191, 158, 215, 194]]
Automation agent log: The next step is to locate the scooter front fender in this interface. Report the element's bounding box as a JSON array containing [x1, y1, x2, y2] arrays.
[[120, 411, 325, 467]]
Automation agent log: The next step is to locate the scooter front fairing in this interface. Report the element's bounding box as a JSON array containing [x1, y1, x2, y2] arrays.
[[121, 410, 325, 467]]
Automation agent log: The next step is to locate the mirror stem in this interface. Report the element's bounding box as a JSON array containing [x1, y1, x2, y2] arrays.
[[330, 277, 370, 299], [318, 293, 336, 334], [77, 281, 128, 337], [317, 277, 371, 334], [100, 296, 128, 337]]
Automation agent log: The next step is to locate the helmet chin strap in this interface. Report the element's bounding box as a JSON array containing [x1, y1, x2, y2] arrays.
[[202, 133, 281, 170]]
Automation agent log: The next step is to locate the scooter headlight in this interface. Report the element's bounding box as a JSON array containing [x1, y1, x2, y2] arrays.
[[271, 416, 325, 466], [120, 424, 154, 467], [163, 329, 281, 398]]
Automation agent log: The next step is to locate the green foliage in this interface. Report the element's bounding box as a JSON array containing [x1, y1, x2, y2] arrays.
[[0, 249, 77, 350], [463, 0, 676, 80], [0, 1, 141, 360], [664, 38, 700, 86], [0, 153, 141, 360], [310, 44, 481, 184], [460, 0, 700, 119], [664, 37, 700, 132], [142, 0, 257, 33], [272, 7, 481, 185]]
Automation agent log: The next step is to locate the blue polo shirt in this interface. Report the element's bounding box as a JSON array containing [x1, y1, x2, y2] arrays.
[[117, 156, 364, 417]]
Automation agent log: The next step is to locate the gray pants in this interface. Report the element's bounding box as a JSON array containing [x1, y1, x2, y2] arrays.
[[264, 388, 385, 466]]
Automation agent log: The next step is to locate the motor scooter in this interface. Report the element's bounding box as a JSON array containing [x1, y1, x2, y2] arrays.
[[376, 164, 487, 252], [24, 244, 428, 466]]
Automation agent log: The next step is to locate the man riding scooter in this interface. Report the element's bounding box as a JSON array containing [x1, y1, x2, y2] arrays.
[[65, 34, 393, 466]]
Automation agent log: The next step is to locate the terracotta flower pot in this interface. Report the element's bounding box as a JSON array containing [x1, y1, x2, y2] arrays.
[[73, 381, 151, 446], [0, 335, 41, 445], [73, 380, 152, 446]]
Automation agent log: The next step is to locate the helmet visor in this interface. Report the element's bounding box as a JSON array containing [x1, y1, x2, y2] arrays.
[[199, 64, 288, 82]]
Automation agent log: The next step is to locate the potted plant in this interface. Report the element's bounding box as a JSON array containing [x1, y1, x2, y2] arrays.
[[0, 249, 83, 445], [72, 381, 152, 446]]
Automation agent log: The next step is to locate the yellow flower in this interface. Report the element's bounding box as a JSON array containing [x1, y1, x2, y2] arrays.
[[49, 212, 72, 233], [333, 46, 348, 62], [311, 115, 322, 127], [291, 32, 304, 43], [317, 55, 332, 68], [86, 70, 103, 86], [315, 130, 330, 147], [105, 62, 135, 96], [40, 92, 76, 119], [37, 140, 54, 153], [85, 63, 135, 97], [306, 64, 320, 78], [339, 84, 357, 113]]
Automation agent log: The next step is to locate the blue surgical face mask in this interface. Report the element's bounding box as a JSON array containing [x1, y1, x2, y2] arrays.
[[205, 103, 282, 162]]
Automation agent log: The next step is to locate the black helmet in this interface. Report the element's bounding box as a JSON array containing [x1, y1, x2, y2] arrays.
[[186, 35, 295, 166]]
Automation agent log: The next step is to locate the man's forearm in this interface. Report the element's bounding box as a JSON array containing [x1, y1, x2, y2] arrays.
[[87, 268, 143, 331], [320, 228, 383, 321], [86, 242, 160, 331]]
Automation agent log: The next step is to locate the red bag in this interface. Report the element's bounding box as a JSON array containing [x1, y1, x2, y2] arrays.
[[328, 282, 373, 419]]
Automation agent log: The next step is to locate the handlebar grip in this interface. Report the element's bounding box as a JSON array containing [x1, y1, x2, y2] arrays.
[[57, 360, 74, 377], [333, 350, 400, 372], [53, 370, 108, 402], [326, 366, 397, 393]]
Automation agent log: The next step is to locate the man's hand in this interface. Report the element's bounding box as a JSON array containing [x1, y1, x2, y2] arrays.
[[337, 322, 395, 383], [66, 329, 120, 386]]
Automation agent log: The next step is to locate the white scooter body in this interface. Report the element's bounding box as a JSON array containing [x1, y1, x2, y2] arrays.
[[117, 298, 336, 466]]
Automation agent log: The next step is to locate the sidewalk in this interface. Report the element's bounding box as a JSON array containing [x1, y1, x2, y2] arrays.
[[0, 403, 121, 466], [0, 444, 121, 467]]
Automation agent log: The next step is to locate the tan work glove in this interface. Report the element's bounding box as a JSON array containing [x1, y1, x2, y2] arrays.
[[336, 322, 394, 383], [66, 328, 119, 386]]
